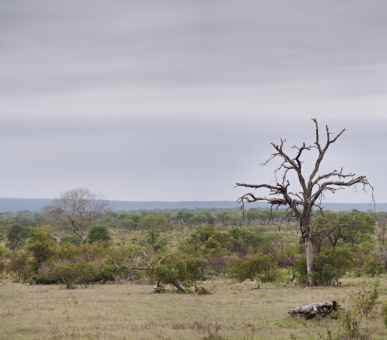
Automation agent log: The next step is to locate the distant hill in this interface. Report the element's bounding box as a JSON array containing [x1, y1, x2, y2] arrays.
[[0, 198, 384, 213]]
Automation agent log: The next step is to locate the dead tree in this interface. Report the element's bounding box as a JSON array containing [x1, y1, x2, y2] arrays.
[[236, 119, 373, 285], [289, 301, 338, 318]]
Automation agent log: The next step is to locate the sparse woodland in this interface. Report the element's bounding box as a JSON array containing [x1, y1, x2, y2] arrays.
[[1, 206, 387, 338], [1, 122, 387, 338]]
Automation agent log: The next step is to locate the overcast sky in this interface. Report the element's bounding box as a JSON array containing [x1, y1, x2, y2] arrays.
[[1, 1, 386, 203]]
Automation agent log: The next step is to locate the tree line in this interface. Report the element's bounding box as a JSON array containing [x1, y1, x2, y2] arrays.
[[0, 187, 386, 291]]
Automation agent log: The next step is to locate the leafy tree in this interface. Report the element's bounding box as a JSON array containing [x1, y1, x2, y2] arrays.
[[6, 251, 31, 282], [378, 219, 387, 245], [339, 210, 376, 246], [188, 214, 208, 226], [27, 227, 57, 268], [312, 247, 355, 286], [237, 119, 372, 285], [216, 211, 241, 226], [183, 225, 216, 253], [154, 260, 188, 292], [139, 213, 170, 251], [0, 245, 8, 274], [87, 225, 111, 245], [43, 187, 109, 242], [6, 223, 29, 251], [59, 235, 82, 246], [362, 253, 385, 277], [173, 211, 194, 224], [200, 210, 215, 224], [228, 253, 277, 282]]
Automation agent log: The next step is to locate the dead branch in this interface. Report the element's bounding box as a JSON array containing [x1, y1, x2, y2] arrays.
[[289, 301, 338, 318]]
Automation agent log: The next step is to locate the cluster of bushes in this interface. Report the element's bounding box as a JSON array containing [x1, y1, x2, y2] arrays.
[[1, 208, 386, 289], [2, 228, 116, 287]]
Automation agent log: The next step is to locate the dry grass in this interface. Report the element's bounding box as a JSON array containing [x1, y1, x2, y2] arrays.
[[1, 277, 387, 339]]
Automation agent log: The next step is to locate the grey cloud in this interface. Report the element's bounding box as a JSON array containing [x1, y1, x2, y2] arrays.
[[0, 1, 386, 201]]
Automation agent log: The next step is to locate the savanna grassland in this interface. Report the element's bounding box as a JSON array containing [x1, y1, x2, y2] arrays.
[[2, 206, 387, 339], [1, 277, 387, 340]]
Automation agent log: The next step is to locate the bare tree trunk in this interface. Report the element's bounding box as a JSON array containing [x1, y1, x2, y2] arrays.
[[237, 119, 373, 287], [305, 238, 314, 286], [302, 217, 315, 286]]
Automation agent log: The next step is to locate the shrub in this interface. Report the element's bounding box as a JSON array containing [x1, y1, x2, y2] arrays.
[[105, 246, 140, 280], [87, 225, 111, 245], [382, 300, 387, 329], [292, 258, 308, 286], [154, 260, 189, 291], [362, 253, 385, 277], [339, 282, 380, 339], [6, 224, 29, 251], [206, 254, 232, 275], [313, 247, 355, 286], [228, 253, 277, 282], [6, 251, 31, 282], [0, 245, 8, 273], [184, 257, 208, 281], [60, 235, 81, 246], [27, 227, 57, 269]]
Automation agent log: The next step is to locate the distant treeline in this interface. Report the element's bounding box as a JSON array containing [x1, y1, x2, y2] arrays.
[[0, 198, 383, 213]]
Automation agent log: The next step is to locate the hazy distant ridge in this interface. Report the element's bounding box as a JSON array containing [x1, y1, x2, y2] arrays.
[[0, 198, 383, 213]]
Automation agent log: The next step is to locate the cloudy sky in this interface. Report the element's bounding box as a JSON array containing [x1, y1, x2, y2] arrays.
[[1, 1, 386, 203]]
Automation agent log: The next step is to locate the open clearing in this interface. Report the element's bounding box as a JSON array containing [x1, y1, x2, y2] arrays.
[[1, 277, 387, 339]]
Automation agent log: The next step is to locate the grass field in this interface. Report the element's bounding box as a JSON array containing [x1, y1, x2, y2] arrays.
[[1, 277, 387, 340]]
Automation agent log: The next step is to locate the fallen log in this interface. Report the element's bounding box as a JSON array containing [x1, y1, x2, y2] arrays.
[[289, 301, 338, 318], [154, 280, 167, 293], [174, 282, 186, 293]]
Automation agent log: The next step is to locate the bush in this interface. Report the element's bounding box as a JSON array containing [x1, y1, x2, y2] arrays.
[[362, 253, 385, 277], [154, 260, 189, 290], [87, 225, 111, 245], [27, 227, 57, 269], [51, 260, 100, 288], [228, 253, 277, 282], [0, 245, 8, 274], [6, 251, 31, 282], [292, 248, 355, 286], [382, 300, 387, 329], [60, 235, 82, 246], [292, 258, 308, 286], [339, 282, 380, 339], [313, 247, 355, 286], [184, 257, 208, 281], [105, 246, 140, 280], [6, 224, 29, 251]]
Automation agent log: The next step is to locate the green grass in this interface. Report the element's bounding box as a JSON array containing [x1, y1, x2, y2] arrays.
[[1, 277, 387, 339]]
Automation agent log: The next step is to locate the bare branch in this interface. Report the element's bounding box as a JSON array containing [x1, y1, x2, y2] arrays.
[[237, 118, 373, 286], [308, 118, 345, 185], [312, 175, 373, 205]]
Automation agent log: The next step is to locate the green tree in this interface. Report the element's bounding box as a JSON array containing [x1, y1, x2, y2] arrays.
[[188, 214, 208, 226], [339, 210, 376, 246], [139, 213, 170, 251], [6, 223, 29, 251], [59, 235, 82, 246], [228, 253, 277, 282], [87, 225, 111, 244], [312, 247, 355, 286], [154, 260, 188, 292], [27, 227, 57, 268]]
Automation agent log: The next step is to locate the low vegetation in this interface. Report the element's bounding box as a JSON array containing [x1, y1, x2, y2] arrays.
[[1, 204, 387, 338]]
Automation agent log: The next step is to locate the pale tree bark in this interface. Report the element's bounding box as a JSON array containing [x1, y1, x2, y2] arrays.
[[236, 119, 373, 286]]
